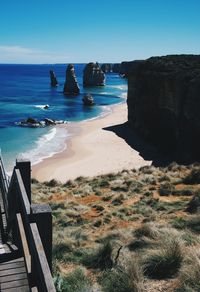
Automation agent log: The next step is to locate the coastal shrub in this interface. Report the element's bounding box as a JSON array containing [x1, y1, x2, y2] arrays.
[[128, 237, 154, 251], [31, 178, 39, 184], [64, 179, 77, 188], [186, 190, 200, 213], [183, 168, 200, 184], [143, 238, 183, 279], [82, 241, 113, 270], [172, 188, 194, 196], [99, 260, 144, 292], [45, 179, 60, 187], [93, 219, 102, 227], [134, 223, 159, 239], [185, 215, 200, 233], [53, 241, 73, 261], [111, 194, 125, 206], [171, 217, 188, 230], [54, 268, 92, 292], [181, 231, 200, 246], [159, 182, 175, 196], [176, 249, 200, 292]]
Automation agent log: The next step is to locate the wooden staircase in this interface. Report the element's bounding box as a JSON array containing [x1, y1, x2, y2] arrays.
[[0, 188, 30, 291]]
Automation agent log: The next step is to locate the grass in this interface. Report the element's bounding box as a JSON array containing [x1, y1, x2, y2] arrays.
[[134, 223, 159, 239], [54, 268, 92, 292], [186, 190, 200, 213], [143, 238, 183, 279], [176, 249, 200, 291], [99, 259, 144, 292], [53, 241, 73, 261], [159, 182, 175, 196], [82, 241, 113, 270], [31, 164, 200, 291], [183, 167, 200, 184]]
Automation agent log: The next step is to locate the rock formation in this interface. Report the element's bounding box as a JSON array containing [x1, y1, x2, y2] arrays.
[[82, 94, 94, 106], [112, 63, 121, 73], [101, 63, 113, 73], [63, 64, 80, 95], [127, 55, 200, 161], [83, 62, 105, 87], [49, 70, 58, 87]]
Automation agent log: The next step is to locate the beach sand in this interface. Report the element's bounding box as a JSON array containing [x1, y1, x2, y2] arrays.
[[32, 103, 152, 182]]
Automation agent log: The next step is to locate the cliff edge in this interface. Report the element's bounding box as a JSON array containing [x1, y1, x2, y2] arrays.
[[127, 55, 200, 161]]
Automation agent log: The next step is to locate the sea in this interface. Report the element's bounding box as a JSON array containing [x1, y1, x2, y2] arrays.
[[0, 64, 127, 172]]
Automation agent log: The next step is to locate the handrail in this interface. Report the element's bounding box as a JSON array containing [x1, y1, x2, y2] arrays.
[[0, 153, 9, 219], [30, 223, 55, 292], [16, 213, 31, 274], [0, 155, 55, 291], [15, 169, 31, 215]]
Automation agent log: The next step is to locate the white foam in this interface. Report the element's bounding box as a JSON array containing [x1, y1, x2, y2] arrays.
[[17, 127, 68, 165], [106, 84, 127, 90], [34, 104, 50, 110]]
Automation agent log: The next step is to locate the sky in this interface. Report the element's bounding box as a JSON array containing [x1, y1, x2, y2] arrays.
[[0, 0, 199, 64]]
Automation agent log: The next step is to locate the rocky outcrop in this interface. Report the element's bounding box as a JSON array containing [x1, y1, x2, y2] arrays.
[[63, 64, 80, 95], [49, 70, 58, 87], [127, 55, 200, 161], [82, 94, 94, 106], [83, 62, 105, 87], [101, 63, 113, 73]]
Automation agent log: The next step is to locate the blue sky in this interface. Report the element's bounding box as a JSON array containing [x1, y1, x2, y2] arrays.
[[0, 0, 199, 63]]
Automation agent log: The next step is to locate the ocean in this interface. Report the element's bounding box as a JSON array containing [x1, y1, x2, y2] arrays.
[[0, 64, 127, 172]]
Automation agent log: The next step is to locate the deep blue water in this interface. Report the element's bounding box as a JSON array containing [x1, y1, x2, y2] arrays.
[[0, 64, 127, 171]]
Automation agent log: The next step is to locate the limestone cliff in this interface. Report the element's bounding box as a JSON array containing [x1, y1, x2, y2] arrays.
[[127, 55, 200, 161], [63, 64, 80, 95], [83, 62, 105, 86]]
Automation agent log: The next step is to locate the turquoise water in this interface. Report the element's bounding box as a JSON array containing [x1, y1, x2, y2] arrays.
[[0, 64, 127, 171]]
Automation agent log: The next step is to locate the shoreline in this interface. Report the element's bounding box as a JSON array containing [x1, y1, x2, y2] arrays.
[[32, 102, 152, 182]]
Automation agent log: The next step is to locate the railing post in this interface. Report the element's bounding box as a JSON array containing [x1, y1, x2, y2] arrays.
[[30, 204, 53, 272], [16, 159, 31, 203]]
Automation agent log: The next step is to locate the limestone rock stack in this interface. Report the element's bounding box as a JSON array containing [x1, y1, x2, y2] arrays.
[[101, 63, 113, 73], [63, 64, 80, 95], [83, 62, 105, 87], [49, 70, 58, 87]]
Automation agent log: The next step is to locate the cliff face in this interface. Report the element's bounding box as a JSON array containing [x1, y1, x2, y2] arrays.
[[127, 55, 200, 161], [63, 64, 80, 95], [83, 62, 105, 87]]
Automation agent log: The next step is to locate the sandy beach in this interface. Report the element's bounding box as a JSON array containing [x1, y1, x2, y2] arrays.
[[32, 103, 152, 182]]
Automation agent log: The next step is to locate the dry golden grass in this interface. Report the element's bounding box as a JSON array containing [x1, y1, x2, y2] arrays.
[[32, 163, 200, 291]]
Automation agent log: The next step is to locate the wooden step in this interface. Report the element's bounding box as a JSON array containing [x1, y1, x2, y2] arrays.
[[0, 258, 30, 291]]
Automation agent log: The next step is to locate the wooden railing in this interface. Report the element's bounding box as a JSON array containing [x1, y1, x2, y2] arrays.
[[0, 156, 56, 292]]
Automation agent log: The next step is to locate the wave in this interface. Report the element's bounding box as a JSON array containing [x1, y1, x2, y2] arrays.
[[34, 104, 50, 110], [106, 84, 127, 90], [17, 127, 68, 165]]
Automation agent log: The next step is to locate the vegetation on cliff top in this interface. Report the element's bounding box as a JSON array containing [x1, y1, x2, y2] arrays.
[[32, 163, 200, 292]]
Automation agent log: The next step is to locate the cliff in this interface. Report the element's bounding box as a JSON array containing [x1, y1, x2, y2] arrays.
[[127, 55, 200, 161], [63, 64, 80, 95], [83, 62, 105, 87]]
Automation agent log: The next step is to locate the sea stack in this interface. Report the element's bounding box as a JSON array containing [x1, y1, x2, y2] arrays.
[[127, 55, 200, 161], [101, 63, 113, 73], [83, 62, 105, 87], [49, 70, 58, 87], [63, 64, 80, 95]]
